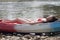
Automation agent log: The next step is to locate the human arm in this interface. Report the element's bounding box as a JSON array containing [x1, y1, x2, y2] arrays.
[[25, 19, 43, 25]]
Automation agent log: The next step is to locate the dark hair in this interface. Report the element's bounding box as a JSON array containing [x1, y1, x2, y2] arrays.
[[48, 17, 58, 22]]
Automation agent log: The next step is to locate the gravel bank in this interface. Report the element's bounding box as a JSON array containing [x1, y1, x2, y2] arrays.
[[0, 33, 60, 40]]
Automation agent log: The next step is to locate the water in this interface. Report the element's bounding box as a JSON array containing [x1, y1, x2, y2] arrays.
[[0, 2, 60, 20]]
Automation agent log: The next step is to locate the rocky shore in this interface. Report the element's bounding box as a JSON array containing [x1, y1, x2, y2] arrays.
[[0, 33, 60, 40]]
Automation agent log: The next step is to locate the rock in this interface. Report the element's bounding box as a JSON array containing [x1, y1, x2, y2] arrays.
[[33, 35, 40, 40], [23, 35, 32, 39], [17, 34, 23, 37]]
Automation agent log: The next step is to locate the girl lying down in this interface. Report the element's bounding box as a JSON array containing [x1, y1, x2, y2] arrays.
[[0, 15, 58, 25]]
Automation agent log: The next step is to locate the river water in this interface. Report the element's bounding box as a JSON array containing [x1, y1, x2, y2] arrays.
[[0, 2, 60, 21]]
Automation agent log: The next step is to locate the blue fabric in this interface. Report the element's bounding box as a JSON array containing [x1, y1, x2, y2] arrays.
[[50, 22, 60, 32]]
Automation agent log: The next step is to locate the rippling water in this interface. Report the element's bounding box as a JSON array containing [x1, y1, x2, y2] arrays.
[[0, 2, 60, 20]]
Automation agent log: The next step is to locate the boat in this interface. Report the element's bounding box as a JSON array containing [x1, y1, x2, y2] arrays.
[[0, 19, 60, 33]]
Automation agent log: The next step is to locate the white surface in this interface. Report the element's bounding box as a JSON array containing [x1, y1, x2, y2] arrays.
[[14, 23, 52, 32]]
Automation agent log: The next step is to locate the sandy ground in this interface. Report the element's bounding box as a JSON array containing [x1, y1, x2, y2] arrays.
[[0, 33, 60, 40]]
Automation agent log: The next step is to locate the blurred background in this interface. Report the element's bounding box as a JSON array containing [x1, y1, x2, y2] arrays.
[[0, 1, 60, 21], [0, 0, 60, 2]]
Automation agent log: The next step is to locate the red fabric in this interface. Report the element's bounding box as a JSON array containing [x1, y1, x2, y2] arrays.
[[37, 18, 43, 23], [0, 22, 16, 32]]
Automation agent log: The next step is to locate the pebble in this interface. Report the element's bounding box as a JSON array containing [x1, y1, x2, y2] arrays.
[[0, 34, 60, 40]]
